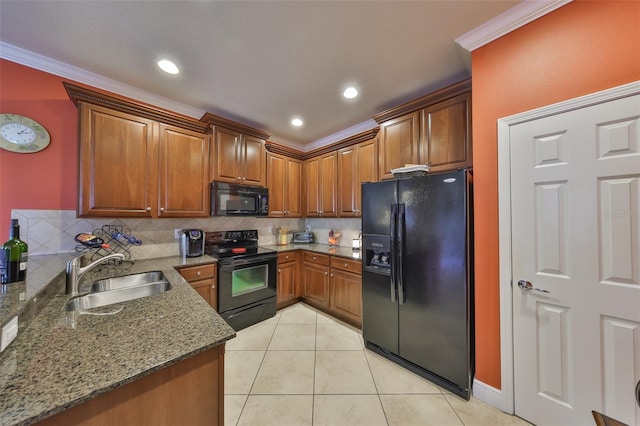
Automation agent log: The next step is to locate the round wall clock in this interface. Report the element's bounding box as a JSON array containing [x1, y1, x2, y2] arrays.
[[0, 113, 50, 153]]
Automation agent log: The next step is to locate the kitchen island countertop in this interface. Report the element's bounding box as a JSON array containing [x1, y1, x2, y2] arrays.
[[0, 255, 235, 426]]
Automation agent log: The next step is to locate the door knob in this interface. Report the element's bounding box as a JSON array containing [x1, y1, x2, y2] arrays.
[[517, 280, 550, 293]]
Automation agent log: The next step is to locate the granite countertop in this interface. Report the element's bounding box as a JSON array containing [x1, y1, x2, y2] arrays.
[[262, 243, 362, 261], [0, 255, 235, 426]]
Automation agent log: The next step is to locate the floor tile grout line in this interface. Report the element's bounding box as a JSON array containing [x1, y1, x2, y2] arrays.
[[235, 311, 282, 425]]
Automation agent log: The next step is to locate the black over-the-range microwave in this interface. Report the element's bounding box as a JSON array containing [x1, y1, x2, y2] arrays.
[[211, 182, 269, 216]]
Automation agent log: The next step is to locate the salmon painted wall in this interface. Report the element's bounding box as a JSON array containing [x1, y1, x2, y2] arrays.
[[472, 0, 640, 388], [0, 60, 78, 241]]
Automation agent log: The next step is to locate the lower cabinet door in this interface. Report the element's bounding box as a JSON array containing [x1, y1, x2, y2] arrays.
[[330, 269, 362, 325], [191, 278, 217, 310], [302, 262, 330, 307], [277, 261, 297, 305]]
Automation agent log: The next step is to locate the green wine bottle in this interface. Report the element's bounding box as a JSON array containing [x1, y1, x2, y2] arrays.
[[1, 219, 28, 283]]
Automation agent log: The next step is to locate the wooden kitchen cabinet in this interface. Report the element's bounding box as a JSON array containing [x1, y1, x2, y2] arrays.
[[38, 345, 225, 426], [338, 137, 378, 217], [158, 124, 211, 218], [301, 252, 330, 307], [373, 78, 472, 178], [68, 84, 211, 219], [420, 92, 472, 172], [210, 126, 267, 187], [267, 152, 303, 217], [377, 111, 420, 180], [178, 263, 218, 310], [277, 251, 298, 309], [330, 259, 362, 327], [304, 152, 337, 217]]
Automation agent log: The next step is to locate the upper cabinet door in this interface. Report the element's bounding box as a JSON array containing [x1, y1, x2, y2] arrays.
[[242, 135, 267, 187], [268, 152, 303, 217], [285, 157, 303, 217], [304, 157, 321, 217], [337, 146, 358, 217], [420, 92, 471, 172], [78, 103, 157, 217], [338, 138, 378, 217], [212, 127, 242, 183], [319, 152, 337, 217], [378, 111, 420, 180], [267, 152, 286, 216], [158, 124, 210, 218]]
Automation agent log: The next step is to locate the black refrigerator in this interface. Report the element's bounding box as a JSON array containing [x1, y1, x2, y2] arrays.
[[361, 169, 474, 399]]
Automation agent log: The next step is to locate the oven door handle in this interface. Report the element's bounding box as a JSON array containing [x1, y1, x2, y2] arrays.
[[222, 254, 277, 266]]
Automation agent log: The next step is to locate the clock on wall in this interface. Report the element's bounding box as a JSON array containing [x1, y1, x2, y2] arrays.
[[0, 113, 50, 153]]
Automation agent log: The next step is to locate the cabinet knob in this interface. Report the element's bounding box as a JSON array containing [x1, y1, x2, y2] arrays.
[[146, 207, 151, 212], [325, 272, 328, 276], [211, 284, 215, 289], [313, 256, 317, 260], [196, 271, 201, 276], [331, 274, 334, 278], [160, 207, 165, 212], [344, 263, 348, 268]]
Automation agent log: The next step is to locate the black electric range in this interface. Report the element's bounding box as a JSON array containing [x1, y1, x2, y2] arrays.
[[204, 229, 277, 331]]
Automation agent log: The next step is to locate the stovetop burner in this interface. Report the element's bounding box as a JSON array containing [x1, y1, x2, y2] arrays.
[[204, 229, 275, 260]]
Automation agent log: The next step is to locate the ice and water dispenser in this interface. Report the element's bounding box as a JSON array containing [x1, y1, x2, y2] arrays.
[[362, 234, 391, 274]]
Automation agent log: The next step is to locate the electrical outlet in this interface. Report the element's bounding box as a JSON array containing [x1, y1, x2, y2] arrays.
[[1, 316, 18, 352], [174, 229, 183, 239]]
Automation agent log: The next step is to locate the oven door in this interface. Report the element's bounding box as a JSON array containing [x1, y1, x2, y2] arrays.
[[218, 253, 277, 314]]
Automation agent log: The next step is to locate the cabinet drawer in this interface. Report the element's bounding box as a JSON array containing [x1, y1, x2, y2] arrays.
[[277, 252, 296, 264], [179, 263, 216, 282], [303, 252, 329, 266], [330, 257, 362, 274]]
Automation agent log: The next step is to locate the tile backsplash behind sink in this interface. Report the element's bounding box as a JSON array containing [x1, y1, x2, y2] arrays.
[[11, 210, 362, 259]]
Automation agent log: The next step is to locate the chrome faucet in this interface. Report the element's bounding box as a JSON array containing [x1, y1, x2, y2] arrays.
[[65, 253, 126, 296]]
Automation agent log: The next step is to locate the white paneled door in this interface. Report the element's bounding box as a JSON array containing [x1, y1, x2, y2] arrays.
[[510, 94, 640, 426]]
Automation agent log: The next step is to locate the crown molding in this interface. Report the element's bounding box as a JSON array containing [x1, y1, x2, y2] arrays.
[[1, 42, 208, 121], [455, 0, 573, 52], [304, 119, 379, 152]]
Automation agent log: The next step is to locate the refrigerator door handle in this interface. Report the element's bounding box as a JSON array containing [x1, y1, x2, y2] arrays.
[[390, 203, 398, 303], [398, 203, 406, 305]]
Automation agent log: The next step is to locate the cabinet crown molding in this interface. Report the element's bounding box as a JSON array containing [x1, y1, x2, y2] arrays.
[[63, 82, 210, 133], [372, 78, 471, 124], [200, 112, 271, 140], [303, 127, 380, 160]]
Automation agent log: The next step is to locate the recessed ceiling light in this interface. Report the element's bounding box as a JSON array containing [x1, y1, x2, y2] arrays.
[[157, 59, 180, 75], [343, 87, 358, 99], [291, 118, 304, 127]]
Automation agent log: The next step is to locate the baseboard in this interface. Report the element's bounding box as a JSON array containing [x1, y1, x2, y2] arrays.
[[473, 379, 507, 413]]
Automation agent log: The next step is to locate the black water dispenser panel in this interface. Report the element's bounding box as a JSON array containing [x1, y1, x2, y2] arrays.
[[362, 234, 391, 275]]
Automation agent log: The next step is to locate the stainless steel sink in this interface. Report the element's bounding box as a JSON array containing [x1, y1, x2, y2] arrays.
[[90, 271, 167, 293], [64, 276, 172, 312]]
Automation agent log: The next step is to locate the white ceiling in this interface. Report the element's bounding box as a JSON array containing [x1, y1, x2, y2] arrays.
[[0, 0, 522, 149]]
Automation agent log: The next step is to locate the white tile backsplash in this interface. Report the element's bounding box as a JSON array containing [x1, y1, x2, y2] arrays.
[[10, 210, 361, 259]]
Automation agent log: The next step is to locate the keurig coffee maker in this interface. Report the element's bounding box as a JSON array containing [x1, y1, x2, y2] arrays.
[[180, 229, 204, 257]]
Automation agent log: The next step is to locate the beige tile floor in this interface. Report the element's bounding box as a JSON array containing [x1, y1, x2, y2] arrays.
[[224, 303, 531, 426]]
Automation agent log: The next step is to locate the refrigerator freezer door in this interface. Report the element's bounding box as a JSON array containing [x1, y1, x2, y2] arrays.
[[397, 171, 471, 392], [361, 180, 397, 235]]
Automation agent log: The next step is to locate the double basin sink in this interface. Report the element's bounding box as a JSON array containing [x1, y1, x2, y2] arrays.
[[64, 271, 172, 312]]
